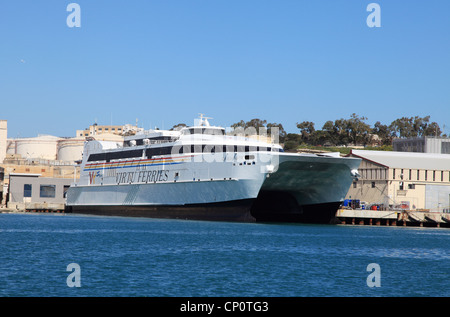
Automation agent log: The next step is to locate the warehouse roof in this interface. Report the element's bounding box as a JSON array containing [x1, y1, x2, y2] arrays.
[[349, 150, 450, 170]]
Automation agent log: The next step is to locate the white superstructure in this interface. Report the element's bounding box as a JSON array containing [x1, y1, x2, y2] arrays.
[[66, 116, 361, 223]]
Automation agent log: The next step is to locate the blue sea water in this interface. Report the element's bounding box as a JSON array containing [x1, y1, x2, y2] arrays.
[[0, 212, 448, 297]]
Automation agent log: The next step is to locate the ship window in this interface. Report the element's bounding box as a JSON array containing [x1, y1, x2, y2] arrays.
[[203, 144, 216, 154], [185, 128, 225, 135], [224, 145, 234, 152], [169, 145, 192, 155], [146, 147, 172, 158], [147, 144, 275, 156], [87, 153, 107, 162], [190, 144, 202, 154], [171, 145, 183, 155], [136, 139, 144, 146], [205, 128, 224, 135], [88, 149, 144, 162]]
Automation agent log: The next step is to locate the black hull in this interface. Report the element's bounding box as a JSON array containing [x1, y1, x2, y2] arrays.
[[250, 190, 341, 224], [66, 199, 256, 222], [66, 196, 341, 224]]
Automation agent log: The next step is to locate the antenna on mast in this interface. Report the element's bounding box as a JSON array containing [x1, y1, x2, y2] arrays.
[[198, 113, 212, 126]]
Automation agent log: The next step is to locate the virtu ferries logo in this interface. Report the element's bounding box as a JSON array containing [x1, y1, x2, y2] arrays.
[[89, 171, 101, 184]]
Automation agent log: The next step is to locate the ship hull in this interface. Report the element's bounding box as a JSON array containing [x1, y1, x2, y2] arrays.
[[66, 199, 341, 224], [66, 198, 256, 222]]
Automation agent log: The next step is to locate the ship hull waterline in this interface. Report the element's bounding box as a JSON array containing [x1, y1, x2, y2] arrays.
[[65, 199, 343, 224]]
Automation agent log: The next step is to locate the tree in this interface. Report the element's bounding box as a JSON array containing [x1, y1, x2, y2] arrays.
[[418, 116, 442, 137], [389, 117, 413, 138], [389, 116, 442, 138], [346, 113, 371, 146], [230, 119, 285, 142], [267, 122, 287, 143], [423, 121, 442, 137], [230, 120, 246, 129], [246, 118, 267, 130], [283, 133, 301, 151], [296, 121, 315, 143], [170, 123, 186, 131], [320, 120, 338, 145], [333, 118, 349, 146], [372, 121, 393, 145], [231, 119, 267, 135]]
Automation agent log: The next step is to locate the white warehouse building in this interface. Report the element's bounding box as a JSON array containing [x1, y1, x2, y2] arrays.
[[346, 150, 450, 213]]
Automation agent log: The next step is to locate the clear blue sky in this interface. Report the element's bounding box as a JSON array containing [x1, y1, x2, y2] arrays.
[[1, 0, 449, 138]]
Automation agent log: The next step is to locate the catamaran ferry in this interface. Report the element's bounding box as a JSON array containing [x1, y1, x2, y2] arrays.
[[65, 115, 361, 223]]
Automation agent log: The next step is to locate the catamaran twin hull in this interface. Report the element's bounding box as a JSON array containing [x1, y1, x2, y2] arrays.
[[66, 152, 361, 223]]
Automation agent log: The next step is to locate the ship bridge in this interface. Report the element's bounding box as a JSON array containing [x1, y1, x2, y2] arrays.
[[180, 114, 226, 136]]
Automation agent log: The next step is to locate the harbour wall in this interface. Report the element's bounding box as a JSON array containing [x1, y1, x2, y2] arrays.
[[335, 208, 450, 228]]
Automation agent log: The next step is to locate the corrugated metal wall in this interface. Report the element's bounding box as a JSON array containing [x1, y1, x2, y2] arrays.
[[425, 184, 450, 213]]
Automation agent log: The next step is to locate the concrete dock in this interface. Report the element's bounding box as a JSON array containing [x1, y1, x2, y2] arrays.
[[335, 208, 450, 228], [1, 202, 66, 214]]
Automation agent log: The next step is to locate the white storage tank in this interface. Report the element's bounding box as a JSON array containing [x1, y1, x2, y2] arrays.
[[6, 140, 16, 155], [57, 138, 85, 162], [15, 135, 59, 160]]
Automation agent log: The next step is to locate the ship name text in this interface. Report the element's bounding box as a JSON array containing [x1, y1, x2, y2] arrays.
[[115, 170, 170, 184]]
